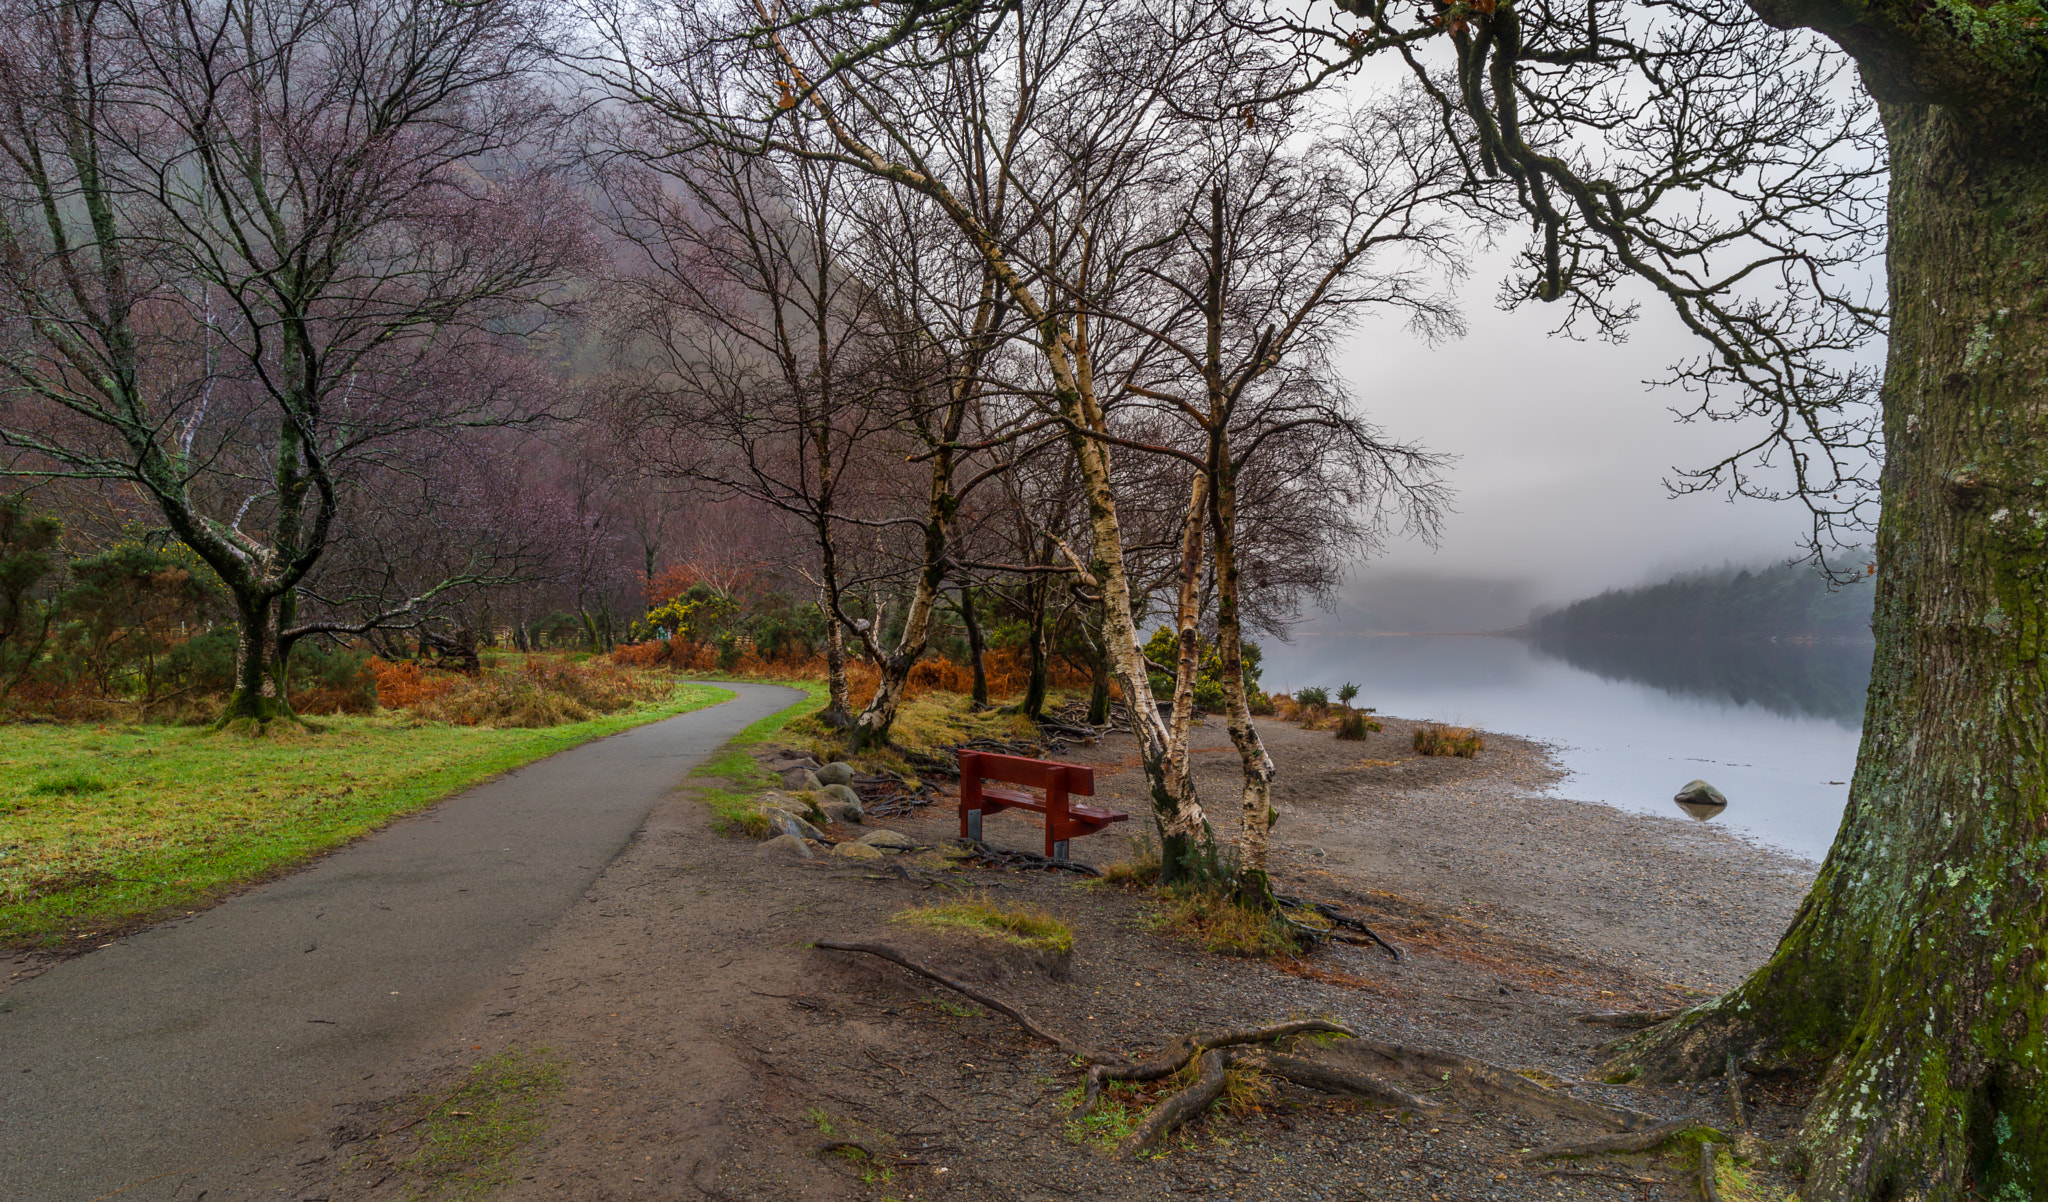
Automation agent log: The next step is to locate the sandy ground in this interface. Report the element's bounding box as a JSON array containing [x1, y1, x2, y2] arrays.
[[233, 711, 1820, 1202]]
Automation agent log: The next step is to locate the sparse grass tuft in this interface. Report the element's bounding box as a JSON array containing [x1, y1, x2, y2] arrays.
[[1098, 834, 1162, 888], [1061, 1081, 1146, 1151], [1157, 885, 1308, 957], [1412, 722, 1483, 757], [1333, 710, 1381, 741], [891, 894, 1075, 954], [690, 746, 785, 838], [394, 1046, 567, 1201]]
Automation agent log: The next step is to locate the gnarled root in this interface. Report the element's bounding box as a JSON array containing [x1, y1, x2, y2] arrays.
[[1594, 992, 1781, 1085], [1117, 1050, 1229, 1158], [813, 939, 1115, 1062], [1260, 1052, 1440, 1112], [1081, 1018, 1355, 1113]]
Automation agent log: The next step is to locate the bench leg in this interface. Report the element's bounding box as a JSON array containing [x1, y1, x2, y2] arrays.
[[965, 809, 982, 842], [1051, 838, 1069, 863]]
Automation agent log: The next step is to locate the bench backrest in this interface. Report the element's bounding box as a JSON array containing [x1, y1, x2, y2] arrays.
[[958, 750, 1094, 796]]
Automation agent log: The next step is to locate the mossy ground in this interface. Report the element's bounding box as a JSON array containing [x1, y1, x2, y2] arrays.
[[889, 894, 1076, 954], [0, 684, 729, 946], [388, 1046, 568, 1201]]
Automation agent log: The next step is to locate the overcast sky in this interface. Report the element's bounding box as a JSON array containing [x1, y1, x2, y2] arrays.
[[1319, 258, 1842, 624]]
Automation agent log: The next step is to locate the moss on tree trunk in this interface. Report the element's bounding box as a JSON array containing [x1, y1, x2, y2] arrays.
[[1608, 101, 2048, 1201]]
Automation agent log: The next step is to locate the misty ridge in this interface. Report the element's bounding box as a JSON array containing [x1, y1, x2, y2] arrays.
[[1529, 560, 1876, 644]]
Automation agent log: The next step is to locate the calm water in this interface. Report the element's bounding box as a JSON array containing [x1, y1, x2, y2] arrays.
[[1259, 633, 1873, 862]]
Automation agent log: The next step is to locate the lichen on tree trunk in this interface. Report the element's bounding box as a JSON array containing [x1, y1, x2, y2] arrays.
[[1607, 100, 2048, 1201]]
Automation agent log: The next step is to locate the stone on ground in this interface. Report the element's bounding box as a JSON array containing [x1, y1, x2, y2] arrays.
[[814, 761, 857, 787], [833, 841, 884, 859], [1673, 779, 1729, 807]]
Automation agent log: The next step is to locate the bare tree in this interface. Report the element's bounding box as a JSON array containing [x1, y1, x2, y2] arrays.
[[0, 0, 590, 723]]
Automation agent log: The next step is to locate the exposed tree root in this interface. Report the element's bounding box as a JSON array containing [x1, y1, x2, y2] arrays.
[[1259, 1052, 1441, 1112], [1081, 1018, 1357, 1113], [817, 938, 1674, 1164], [1271, 892, 1401, 960], [1117, 1050, 1229, 1158], [1356, 1040, 1660, 1131], [813, 940, 1112, 1061], [1576, 1008, 1686, 1028], [1520, 1116, 1705, 1161]]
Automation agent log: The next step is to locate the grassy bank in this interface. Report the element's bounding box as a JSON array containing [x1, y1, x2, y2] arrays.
[[0, 683, 731, 947]]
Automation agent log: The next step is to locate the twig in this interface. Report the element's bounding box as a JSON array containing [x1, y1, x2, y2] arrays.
[[1271, 893, 1401, 960], [956, 838, 1101, 877], [1084, 1019, 1355, 1113], [1520, 1116, 1703, 1161], [1725, 1053, 1749, 1130]]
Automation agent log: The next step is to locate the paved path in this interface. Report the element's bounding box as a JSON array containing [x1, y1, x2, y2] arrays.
[[0, 681, 804, 1202]]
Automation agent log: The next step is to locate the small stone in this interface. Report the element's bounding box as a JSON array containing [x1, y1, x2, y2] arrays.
[[1674, 779, 1729, 807], [820, 783, 864, 818], [814, 762, 857, 787], [757, 834, 815, 859], [858, 829, 918, 849], [833, 841, 884, 860], [816, 799, 864, 826], [760, 808, 827, 842], [801, 770, 824, 791]]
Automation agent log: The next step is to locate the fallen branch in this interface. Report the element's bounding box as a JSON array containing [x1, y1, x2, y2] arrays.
[[1520, 1116, 1704, 1161], [813, 940, 1112, 1063], [1117, 1050, 1228, 1158], [1700, 1142, 1723, 1202], [1358, 1040, 1658, 1131]]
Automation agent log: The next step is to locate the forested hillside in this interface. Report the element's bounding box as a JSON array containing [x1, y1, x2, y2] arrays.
[[1532, 562, 1874, 642]]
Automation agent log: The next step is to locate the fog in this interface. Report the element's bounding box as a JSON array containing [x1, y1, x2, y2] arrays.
[[1309, 265, 1854, 633]]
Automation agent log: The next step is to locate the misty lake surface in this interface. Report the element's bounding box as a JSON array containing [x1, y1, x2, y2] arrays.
[[1259, 633, 1873, 862]]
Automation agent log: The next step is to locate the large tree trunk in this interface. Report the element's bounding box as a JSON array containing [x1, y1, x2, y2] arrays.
[[219, 592, 290, 725], [821, 587, 852, 728], [1606, 102, 2047, 1201], [1165, 474, 1209, 820]]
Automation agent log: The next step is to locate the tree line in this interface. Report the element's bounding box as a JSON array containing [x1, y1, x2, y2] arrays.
[[1532, 562, 1876, 643]]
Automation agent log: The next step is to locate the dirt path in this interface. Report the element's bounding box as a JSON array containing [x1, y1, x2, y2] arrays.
[[244, 711, 1819, 1202], [0, 682, 804, 1202]]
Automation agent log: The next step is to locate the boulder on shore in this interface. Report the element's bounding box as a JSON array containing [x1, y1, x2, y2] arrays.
[[1673, 779, 1729, 807], [757, 834, 817, 859], [815, 761, 858, 787]]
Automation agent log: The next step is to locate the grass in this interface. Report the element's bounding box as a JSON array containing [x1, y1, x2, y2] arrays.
[[890, 894, 1076, 954], [690, 745, 786, 838], [0, 684, 730, 947], [1412, 722, 1484, 757], [1156, 885, 1312, 957], [684, 681, 836, 838], [392, 1046, 567, 1201]]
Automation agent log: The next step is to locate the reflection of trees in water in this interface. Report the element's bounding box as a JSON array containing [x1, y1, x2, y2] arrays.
[[1529, 636, 1873, 727]]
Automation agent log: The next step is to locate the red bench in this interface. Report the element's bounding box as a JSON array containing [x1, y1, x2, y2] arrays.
[[957, 750, 1128, 862]]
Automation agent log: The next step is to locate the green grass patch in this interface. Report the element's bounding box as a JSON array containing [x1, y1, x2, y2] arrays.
[[726, 678, 831, 746], [393, 1046, 568, 1200], [0, 684, 730, 946], [890, 894, 1075, 954], [688, 683, 832, 837]]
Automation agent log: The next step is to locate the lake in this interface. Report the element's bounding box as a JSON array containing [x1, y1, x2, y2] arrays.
[[1257, 633, 1873, 862]]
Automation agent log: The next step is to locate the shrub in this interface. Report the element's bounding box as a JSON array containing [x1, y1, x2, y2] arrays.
[[1247, 689, 1274, 716], [287, 644, 378, 715], [1294, 686, 1329, 707], [1413, 722, 1484, 757], [1159, 885, 1308, 957], [1334, 710, 1381, 741]]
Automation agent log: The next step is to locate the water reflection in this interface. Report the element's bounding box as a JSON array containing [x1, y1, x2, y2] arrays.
[[1262, 631, 1864, 859], [1675, 800, 1729, 821], [1528, 635, 1874, 728]]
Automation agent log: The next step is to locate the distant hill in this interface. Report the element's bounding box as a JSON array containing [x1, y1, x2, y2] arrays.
[[1531, 561, 1874, 643]]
